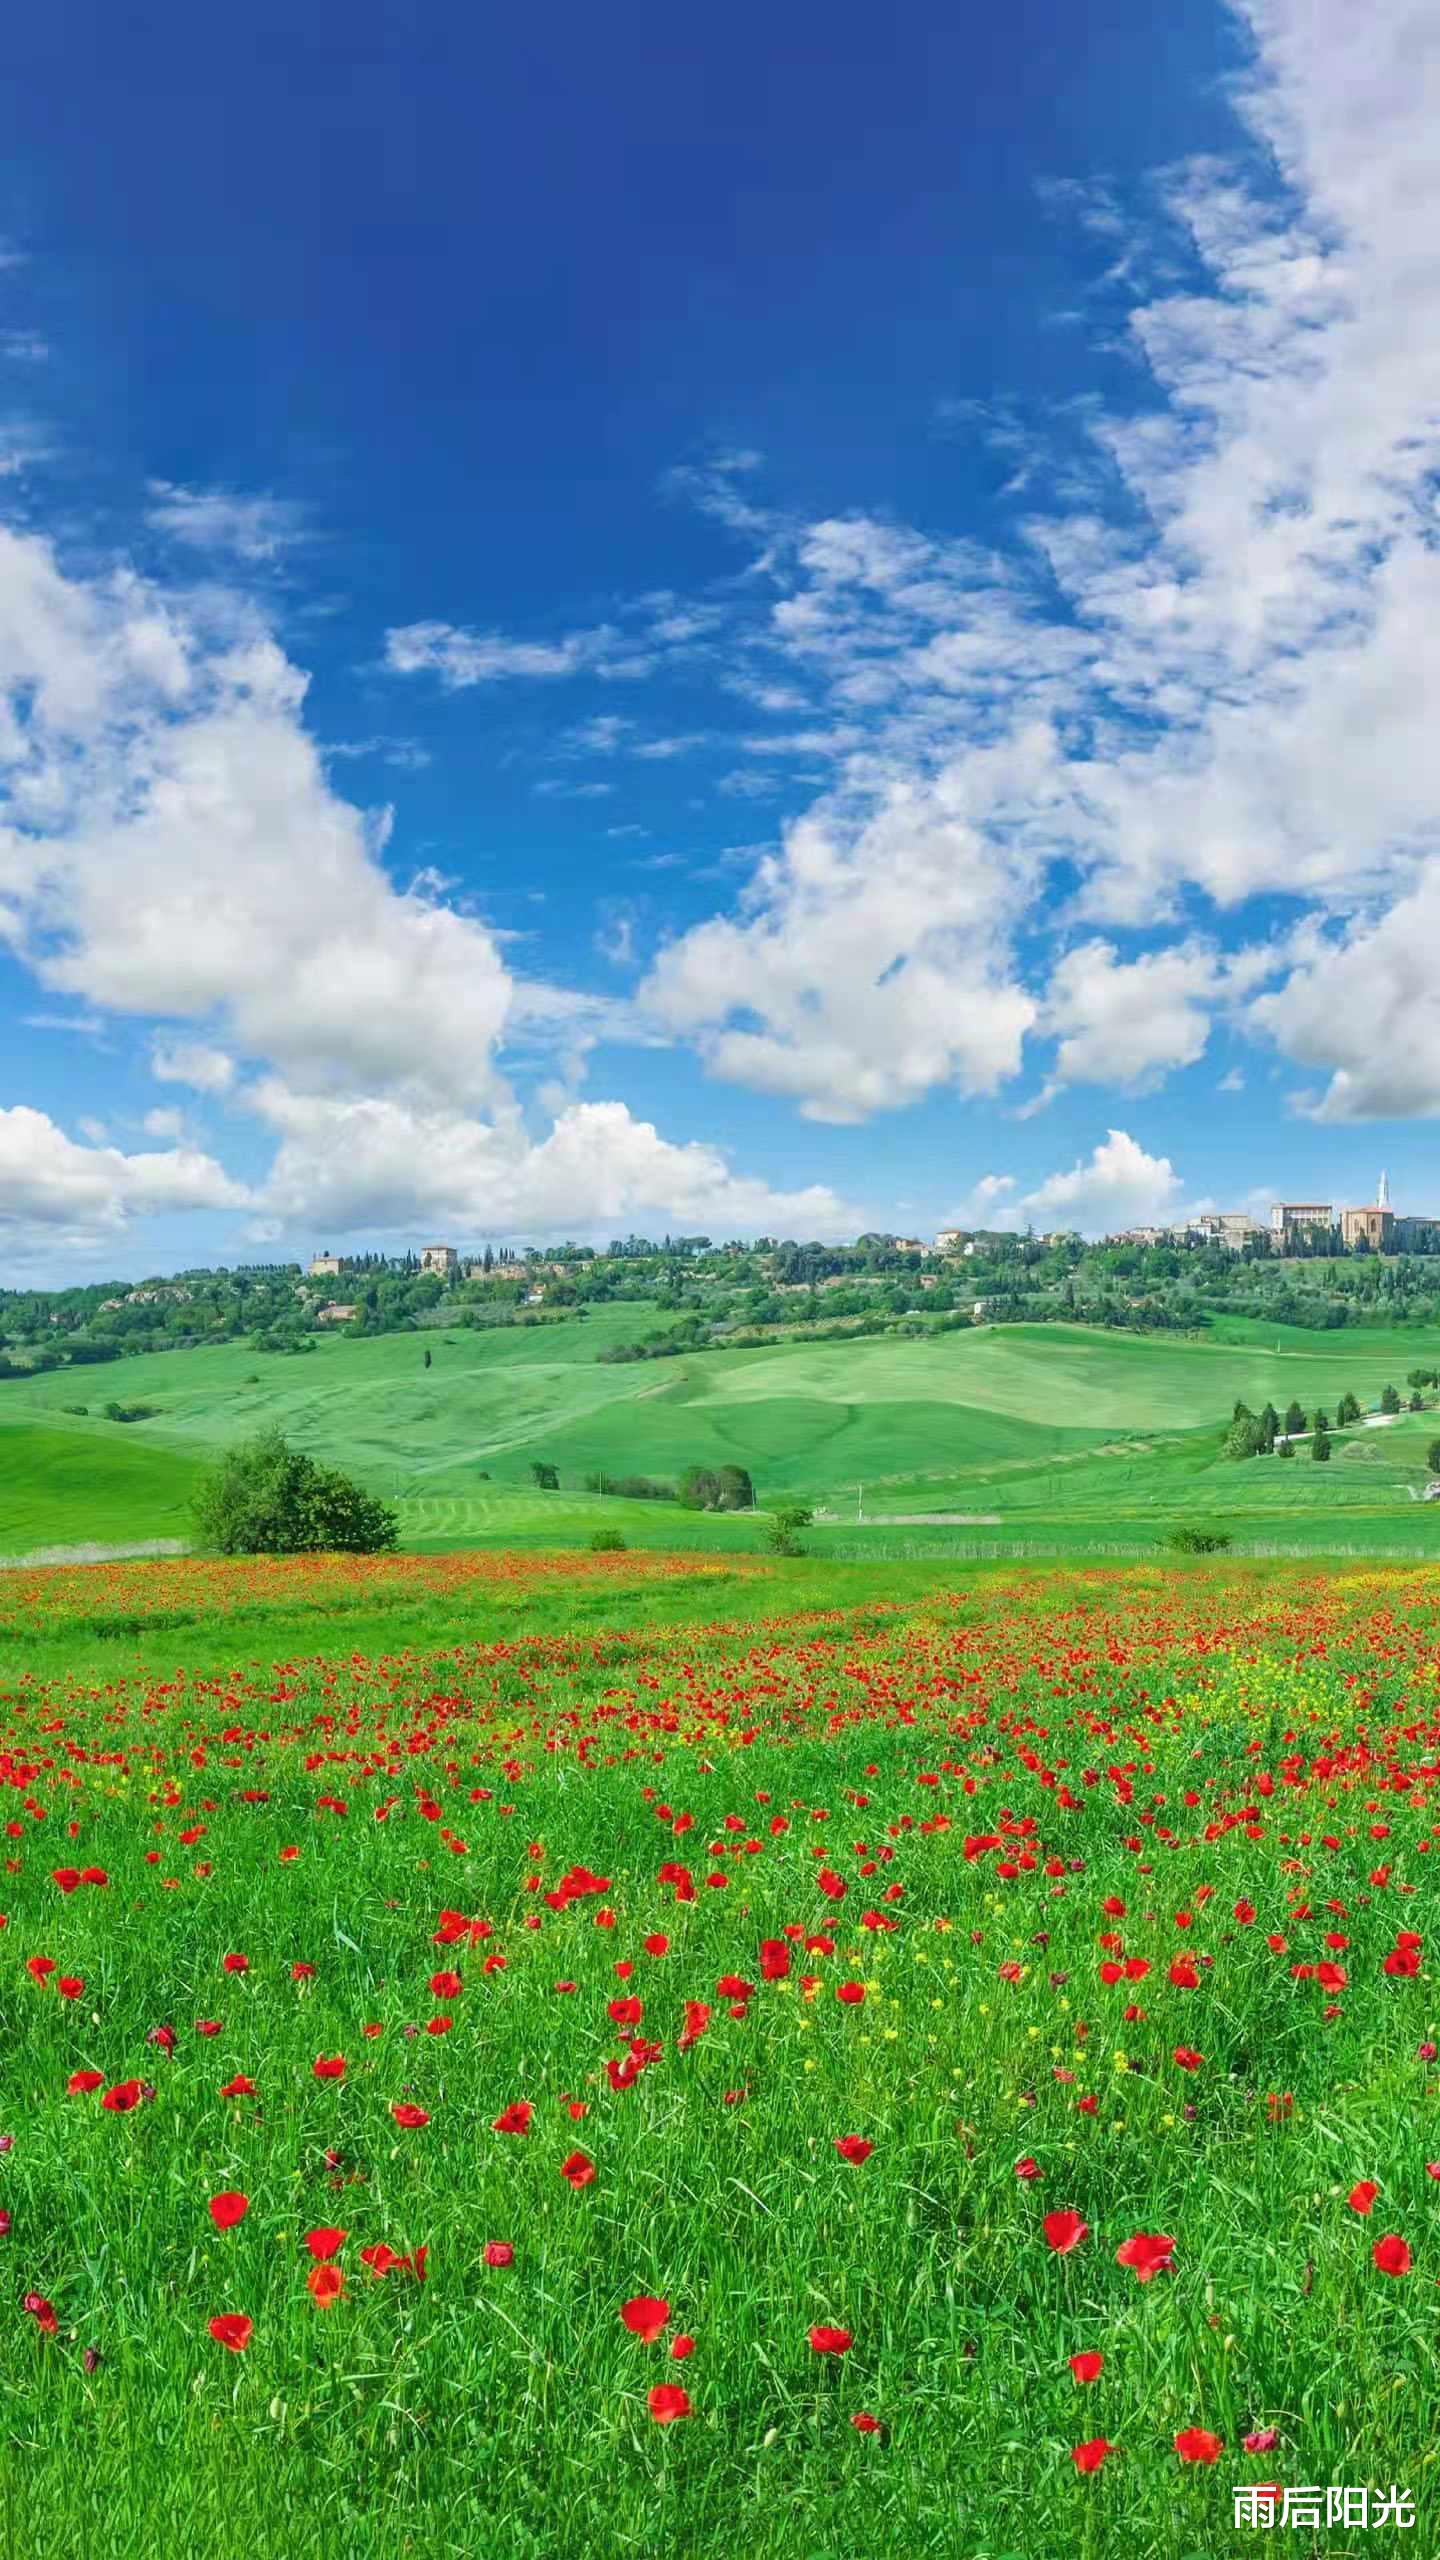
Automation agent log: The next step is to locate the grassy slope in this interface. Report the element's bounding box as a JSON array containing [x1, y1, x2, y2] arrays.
[[1, 1306, 1438, 1557], [0, 1419, 204, 1552]]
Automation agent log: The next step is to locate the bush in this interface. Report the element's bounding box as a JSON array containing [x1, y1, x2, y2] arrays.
[[530, 1461, 559, 1490], [1428, 1439, 1440, 1474], [103, 1400, 159, 1424], [588, 1531, 627, 1553], [1165, 1526, 1233, 1554], [767, 1502, 813, 1557], [1381, 1383, 1402, 1415], [1312, 1427, 1332, 1462], [193, 1429, 398, 1555], [1223, 1415, 1263, 1460], [584, 1473, 676, 1502]]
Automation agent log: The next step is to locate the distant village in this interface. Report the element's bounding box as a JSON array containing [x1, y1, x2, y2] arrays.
[[296, 1173, 1437, 1326]]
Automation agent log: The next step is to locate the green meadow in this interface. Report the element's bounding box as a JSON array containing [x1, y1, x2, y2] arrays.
[[2, 1304, 1439, 1561]]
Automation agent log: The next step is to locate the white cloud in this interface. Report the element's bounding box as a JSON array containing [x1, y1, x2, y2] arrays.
[[151, 1040, 236, 1094], [251, 1083, 854, 1241], [0, 1103, 249, 1245], [146, 482, 308, 561], [642, 735, 1049, 1120], [384, 621, 623, 686], [1251, 874, 1440, 1119], [636, 0, 1440, 1122], [1043, 939, 1219, 1090], [0, 534, 515, 1108], [1016, 1130, 1188, 1237], [141, 1106, 185, 1140]]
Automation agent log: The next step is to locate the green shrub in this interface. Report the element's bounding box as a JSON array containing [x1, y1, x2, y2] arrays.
[[588, 1531, 627, 1553], [194, 1428, 398, 1556], [1164, 1526, 1233, 1554], [767, 1502, 813, 1557]]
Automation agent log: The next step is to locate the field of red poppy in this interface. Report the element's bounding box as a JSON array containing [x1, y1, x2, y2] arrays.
[[4, 1551, 1440, 2558]]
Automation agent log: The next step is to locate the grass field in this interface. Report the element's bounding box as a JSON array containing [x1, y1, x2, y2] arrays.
[[3, 1307, 1439, 1559], [4, 1543, 1440, 2558]]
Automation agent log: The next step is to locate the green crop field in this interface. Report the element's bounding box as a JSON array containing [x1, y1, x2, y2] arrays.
[[2, 1306, 1439, 1561]]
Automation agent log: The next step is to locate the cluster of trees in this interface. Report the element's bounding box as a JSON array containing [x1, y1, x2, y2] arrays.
[[534, 1461, 757, 1511], [1225, 1374, 1436, 1463], [195, 1431, 398, 1555]]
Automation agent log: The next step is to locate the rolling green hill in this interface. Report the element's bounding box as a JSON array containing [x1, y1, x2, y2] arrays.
[[1, 1306, 1438, 1559]]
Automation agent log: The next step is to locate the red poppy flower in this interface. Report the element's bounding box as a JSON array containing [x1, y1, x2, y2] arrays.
[[209, 2191, 249, 2231], [1174, 2428, 1223, 2464], [312, 2056, 345, 2081], [26, 1957, 55, 1984], [304, 2227, 347, 2260], [220, 2074, 256, 2098], [834, 2136, 873, 2164], [1349, 2180, 1379, 2215], [360, 2242, 427, 2281], [429, 1971, 462, 1998], [671, 2333, 695, 2359], [66, 2070, 104, 2096], [647, 2384, 691, 2423], [1014, 2156, 1042, 2181], [851, 2412, 881, 2433], [492, 2101, 532, 2135], [1072, 2438, 1112, 2473], [1044, 2208, 1088, 2255], [24, 2293, 58, 2335], [1172, 2046, 1203, 2071], [1373, 2233, 1412, 2276], [101, 2079, 144, 2113], [391, 2103, 430, 2128], [1070, 2351, 1104, 2384], [1244, 2428, 1279, 2452], [1115, 2231, 1175, 2282], [221, 1954, 249, 1976], [57, 1977, 84, 2001], [809, 2325, 852, 2354], [483, 2242, 514, 2268], [306, 2265, 345, 2307], [620, 2294, 670, 2340], [208, 2314, 253, 2352], [836, 1982, 866, 2006], [560, 2150, 596, 2186]]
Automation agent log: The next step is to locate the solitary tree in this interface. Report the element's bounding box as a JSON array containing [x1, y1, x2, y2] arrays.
[[768, 1502, 813, 1557], [1312, 1426, 1332, 1462], [1336, 1391, 1360, 1425], [1428, 1438, 1440, 1475], [530, 1461, 559, 1490], [194, 1429, 398, 1555], [1258, 1402, 1279, 1453], [1284, 1400, 1307, 1437], [1381, 1382, 1402, 1415]]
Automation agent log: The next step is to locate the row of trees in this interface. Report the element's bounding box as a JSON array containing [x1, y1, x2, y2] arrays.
[[1226, 1374, 1437, 1461]]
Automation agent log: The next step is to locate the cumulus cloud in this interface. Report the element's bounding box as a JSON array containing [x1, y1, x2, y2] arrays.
[[0, 522, 834, 1255], [0, 1103, 249, 1246], [0, 531, 514, 1106], [251, 1084, 854, 1240], [1043, 940, 1220, 1091], [643, 735, 1049, 1120]]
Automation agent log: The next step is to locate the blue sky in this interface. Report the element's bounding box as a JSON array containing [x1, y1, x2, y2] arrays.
[[1, 0, 1438, 1278]]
